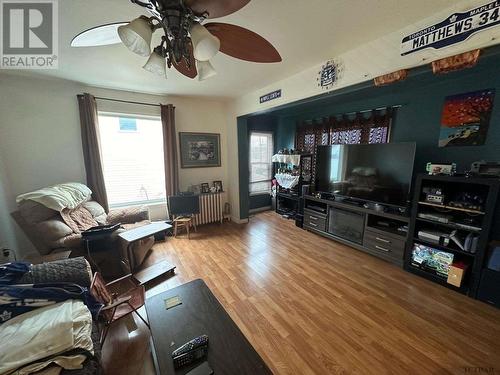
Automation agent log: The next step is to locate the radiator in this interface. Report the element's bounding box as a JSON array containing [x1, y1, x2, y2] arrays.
[[193, 192, 226, 226]]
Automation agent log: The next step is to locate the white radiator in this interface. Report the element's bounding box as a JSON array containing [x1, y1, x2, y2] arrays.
[[193, 192, 226, 226]]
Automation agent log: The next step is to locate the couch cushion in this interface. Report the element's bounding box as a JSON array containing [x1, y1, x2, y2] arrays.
[[82, 201, 106, 220], [36, 219, 73, 241], [18, 200, 58, 224], [107, 206, 149, 225]]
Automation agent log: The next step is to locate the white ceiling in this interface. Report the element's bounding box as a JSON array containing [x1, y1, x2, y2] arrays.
[[18, 0, 460, 98]]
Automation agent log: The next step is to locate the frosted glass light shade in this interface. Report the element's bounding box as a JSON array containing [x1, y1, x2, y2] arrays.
[[143, 51, 167, 78], [196, 60, 217, 81], [118, 17, 152, 57], [190, 23, 220, 61]]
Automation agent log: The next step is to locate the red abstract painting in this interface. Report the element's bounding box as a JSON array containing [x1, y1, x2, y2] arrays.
[[439, 89, 495, 147]]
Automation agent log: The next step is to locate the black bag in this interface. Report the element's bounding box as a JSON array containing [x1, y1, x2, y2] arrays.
[[82, 223, 121, 253]]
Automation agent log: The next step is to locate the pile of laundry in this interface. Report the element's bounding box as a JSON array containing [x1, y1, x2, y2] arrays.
[[0, 261, 102, 375]]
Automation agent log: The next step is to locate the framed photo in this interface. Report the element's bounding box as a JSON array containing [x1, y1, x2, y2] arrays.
[[179, 132, 221, 168], [200, 183, 210, 194], [213, 180, 223, 192]]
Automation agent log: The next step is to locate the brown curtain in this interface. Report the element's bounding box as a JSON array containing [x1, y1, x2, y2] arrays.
[[77, 93, 109, 212], [161, 104, 179, 197]]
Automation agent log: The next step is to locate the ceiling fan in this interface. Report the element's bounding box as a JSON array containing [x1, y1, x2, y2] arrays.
[[71, 0, 282, 81]]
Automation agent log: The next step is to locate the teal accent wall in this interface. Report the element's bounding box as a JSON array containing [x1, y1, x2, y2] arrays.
[[237, 48, 500, 220]]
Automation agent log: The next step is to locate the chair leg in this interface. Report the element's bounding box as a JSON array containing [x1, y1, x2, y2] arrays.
[[174, 222, 178, 237], [133, 309, 151, 329], [100, 324, 110, 345], [187, 222, 190, 239], [128, 302, 150, 329]]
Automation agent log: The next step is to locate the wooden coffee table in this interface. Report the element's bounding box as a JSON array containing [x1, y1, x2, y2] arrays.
[[145, 279, 273, 375]]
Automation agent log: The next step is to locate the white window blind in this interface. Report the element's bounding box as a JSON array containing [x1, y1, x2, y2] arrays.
[[97, 114, 166, 208], [249, 132, 273, 195]]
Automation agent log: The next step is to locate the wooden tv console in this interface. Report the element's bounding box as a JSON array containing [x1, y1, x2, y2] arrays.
[[302, 195, 410, 265]]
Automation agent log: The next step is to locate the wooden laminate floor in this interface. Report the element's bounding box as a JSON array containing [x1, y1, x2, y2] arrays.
[[102, 211, 500, 375]]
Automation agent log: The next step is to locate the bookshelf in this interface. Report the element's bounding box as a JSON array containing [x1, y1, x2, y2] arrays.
[[404, 174, 500, 298]]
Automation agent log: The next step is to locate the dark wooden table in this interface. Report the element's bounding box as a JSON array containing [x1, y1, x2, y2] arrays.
[[145, 279, 273, 375]]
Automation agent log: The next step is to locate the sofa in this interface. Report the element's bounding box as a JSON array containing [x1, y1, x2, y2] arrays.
[[12, 198, 155, 277]]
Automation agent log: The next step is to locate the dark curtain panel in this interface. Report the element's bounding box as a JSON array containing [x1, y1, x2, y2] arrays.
[[77, 93, 109, 212], [161, 104, 179, 197]]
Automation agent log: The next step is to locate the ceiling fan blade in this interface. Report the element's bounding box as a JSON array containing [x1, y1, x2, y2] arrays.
[[185, 0, 250, 18], [71, 22, 128, 47], [205, 23, 281, 63], [172, 42, 198, 79]]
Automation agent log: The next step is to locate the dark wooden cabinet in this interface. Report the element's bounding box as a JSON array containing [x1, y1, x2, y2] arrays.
[[303, 195, 410, 265]]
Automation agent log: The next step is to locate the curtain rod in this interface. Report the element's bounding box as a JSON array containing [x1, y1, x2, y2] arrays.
[[94, 96, 162, 108], [344, 104, 403, 116]]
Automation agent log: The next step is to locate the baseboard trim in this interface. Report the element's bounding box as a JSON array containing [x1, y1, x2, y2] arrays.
[[231, 217, 250, 224], [249, 206, 272, 215]]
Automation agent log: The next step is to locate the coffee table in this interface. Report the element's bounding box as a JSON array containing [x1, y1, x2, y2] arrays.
[[145, 279, 273, 375]]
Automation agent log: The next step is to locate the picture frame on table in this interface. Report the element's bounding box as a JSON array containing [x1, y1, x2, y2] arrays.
[[200, 183, 210, 194], [179, 132, 221, 168], [213, 180, 223, 192]]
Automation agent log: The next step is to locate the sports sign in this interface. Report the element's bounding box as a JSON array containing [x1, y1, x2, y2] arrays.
[[401, 1, 500, 56], [260, 89, 281, 104]]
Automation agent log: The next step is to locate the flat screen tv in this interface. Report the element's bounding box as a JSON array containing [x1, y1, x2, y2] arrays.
[[315, 142, 416, 208]]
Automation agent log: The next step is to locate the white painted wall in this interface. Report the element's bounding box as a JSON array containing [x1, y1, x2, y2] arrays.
[[0, 73, 230, 257], [0, 151, 18, 253], [226, 0, 500, 220]]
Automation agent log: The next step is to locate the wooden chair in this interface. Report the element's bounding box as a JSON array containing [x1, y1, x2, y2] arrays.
[[173, 216, 197, 239], [90, 272, 149, 344]]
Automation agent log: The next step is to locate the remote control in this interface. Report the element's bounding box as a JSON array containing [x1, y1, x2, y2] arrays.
[[172, 335, 209, 357], [173, 346, 208, 369]]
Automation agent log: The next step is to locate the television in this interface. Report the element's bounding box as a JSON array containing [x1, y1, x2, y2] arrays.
[[315, 142, 416, 208], [168, 195, 200, 216]]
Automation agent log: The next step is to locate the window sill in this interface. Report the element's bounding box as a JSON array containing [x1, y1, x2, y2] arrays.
[[249, 192, 271, 197], [109, 199, 166, 210]]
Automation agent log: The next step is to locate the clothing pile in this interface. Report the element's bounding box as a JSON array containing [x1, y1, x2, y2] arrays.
[[0, 260, 102, 375]]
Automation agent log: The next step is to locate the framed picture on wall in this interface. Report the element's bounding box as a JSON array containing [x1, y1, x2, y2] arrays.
[[438, 89, 496, 147], [179, 132, 221, 168]]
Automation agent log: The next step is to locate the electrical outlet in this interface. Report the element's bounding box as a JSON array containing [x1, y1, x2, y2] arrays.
[[0, 248, 13, 263]]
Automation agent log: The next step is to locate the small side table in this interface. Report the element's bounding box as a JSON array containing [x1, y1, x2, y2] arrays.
[[118, 222, 172, 271], [173, 216, 196, 239]]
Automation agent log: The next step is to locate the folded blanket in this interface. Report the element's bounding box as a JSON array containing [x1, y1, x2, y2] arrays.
[[16, 183, 92, 212], [0, 300, 93, 375]]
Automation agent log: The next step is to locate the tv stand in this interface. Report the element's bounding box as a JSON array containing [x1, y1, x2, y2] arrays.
[[303, 195, 410, 265], [337, 197, 364, 207]]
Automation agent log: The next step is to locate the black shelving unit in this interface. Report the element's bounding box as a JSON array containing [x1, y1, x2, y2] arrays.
[[274, 154, 313, 227], [404, 174, 500, 298]]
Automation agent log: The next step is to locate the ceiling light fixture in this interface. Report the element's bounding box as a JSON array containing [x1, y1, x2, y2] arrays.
[[118, 16, 154, 57], [71, 0, 282, 81], [190, 23, 220, 61], [143, 46, 167, 78], [196, 60, 217, 81]]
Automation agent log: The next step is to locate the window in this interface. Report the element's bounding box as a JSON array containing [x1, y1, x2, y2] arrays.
[[249, 132, 273, 195], [98, 114, 166, 208]]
